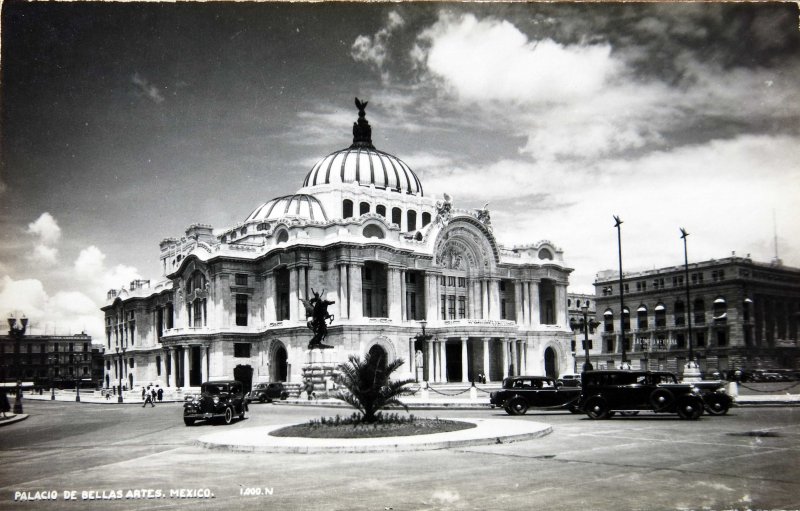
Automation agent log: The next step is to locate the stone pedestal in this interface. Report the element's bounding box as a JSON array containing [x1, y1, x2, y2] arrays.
[[302, 348, 342, 397], [682, 359, 702, 382], [469, 386, 478, 402]]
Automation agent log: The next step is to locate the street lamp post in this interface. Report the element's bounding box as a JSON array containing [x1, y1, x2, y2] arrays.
[[414, 320, 433, 383], [581, 305, 599, 371], [8, 314, 28, 414], [48, 353, 57, 400], [74, 355, 81, 403], [680, 228, 701, 381], [614, 216, 630, 370], [115, 346, 126, 403]]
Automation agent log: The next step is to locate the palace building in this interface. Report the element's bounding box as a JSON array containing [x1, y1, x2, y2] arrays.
[[101, 99, 574, 393]]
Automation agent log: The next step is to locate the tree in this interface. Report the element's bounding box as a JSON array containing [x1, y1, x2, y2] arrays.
[[333, 352, 415, 423]]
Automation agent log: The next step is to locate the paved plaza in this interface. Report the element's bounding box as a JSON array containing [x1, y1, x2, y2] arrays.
[[0, 397, 798, 510]]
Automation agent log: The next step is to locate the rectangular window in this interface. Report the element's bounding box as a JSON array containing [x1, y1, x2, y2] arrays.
[[447, 276, 456, 287], [364, 289, 373, 317], [717, 330, 727, 347], [501, 299, 507, 319], [457, 277, 466, 288], [441, 295, 447, 320], [606, 338, 614, 352], [458, 297, 466, 319], [696, 332, 705, 347], [623, 283, 629, 293], [448, 295, 456, 320], [156, 356, 162, 376], [364, 267, 372, 281], [235, 273, 248, 286], [441, 276, 446, 286], [236, 294, 248, 326], [234, 343, 251, 358]]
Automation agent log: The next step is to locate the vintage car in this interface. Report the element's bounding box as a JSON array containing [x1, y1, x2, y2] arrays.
[[690, 380, 734, 415], [557, 374, 582, 387], [183, 380, 248, 426], [489, 375, 582, 415], [246, 382, 289, 403], [577, 370, 705, 420]]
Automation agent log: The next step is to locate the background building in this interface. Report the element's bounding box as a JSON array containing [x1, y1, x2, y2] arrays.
[[1, 314, 104, 390], [592, 255, 800, 376], [101, 100, 576, 393], [567, 293, 599, 373]]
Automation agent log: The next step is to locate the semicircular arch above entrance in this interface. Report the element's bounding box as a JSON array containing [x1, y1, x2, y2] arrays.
[[433, 218, 499, 274]]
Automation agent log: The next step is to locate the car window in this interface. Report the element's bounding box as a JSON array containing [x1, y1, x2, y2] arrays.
[[204, 384, 221, 395], [635, 375, 646, 384], [541, 380, 554, 389]]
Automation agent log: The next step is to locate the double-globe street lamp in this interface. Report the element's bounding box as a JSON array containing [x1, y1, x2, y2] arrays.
[[7, 314, 28, 414], [413, 319, 433, 382], [569, 306, 600, 372], [115, 344, 127, 403], [613, 216, 630, 370], [680, 227, 701, 380], [48, 352, 57, 400]]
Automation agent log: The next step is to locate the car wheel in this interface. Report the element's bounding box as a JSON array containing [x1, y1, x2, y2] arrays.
[[223, 407, 234, 425], [704, 397, 729, 416], [568, 404, 582, 414], [507, 398, 528, 415], [585, 397, 610, 419], [677, 397, 703, 420], [259, 395, 266, 403], [183, 417, 195, 426], [649, 388, 675, 412]]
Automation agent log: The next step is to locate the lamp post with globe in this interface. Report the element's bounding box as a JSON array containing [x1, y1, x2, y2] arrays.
[[7, 314, 28, 414]]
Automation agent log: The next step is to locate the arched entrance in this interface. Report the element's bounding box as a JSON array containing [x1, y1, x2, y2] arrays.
[[367, 344, 388, 376], [544, 347, 558, 378], [234, 364, 254, 393], [272, 345, 288, 382]]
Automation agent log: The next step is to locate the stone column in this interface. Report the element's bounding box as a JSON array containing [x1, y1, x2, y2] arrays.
[[521, 341, 528, 374], [502, 339, 509, 379], [483, 338, 491, 382], [425, 273, 439, 321], [556, 284, 567, 327], [349, 264, 363, 320], [515, 282, 524, 326], [489, 279, 501, 320], [481, 280, 489, 319], [426, 338, 435, 382], [388, 268, 402, 322], [338, 264, 348, 319], [408, 338, 415, 377], [530, 281, 541, 327], [182, 346, 190, 388], [288, 268, 298, 323], [461, 337, 469, 383], [164, 348, 172, 387], [264, 273, 276, 323], [200, 345, 208, 382], [510, 339, 518, 376], [297, 267, 307, 321], [399, 270, 406, 322], [439, 339, 448, 382]]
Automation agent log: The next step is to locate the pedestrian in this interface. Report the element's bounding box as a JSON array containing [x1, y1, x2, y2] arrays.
[[302, 379, 315, 400], [143, 390, 155, 408], [0, 390, 10, 419], [105, 391, 110, 400], [150, 388, 157, 402], [141, 387, 146, 400], [157, 387, 163, 402]]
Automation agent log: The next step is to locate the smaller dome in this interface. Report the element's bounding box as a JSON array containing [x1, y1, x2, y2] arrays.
[[245, 194, 328, 223]]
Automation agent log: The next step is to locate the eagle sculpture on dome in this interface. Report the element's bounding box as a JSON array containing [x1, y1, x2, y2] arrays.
[[355, 97, 368, 118]]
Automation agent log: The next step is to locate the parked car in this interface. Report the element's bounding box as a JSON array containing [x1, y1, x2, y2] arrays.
[[490, 376, 582, 415], [691, 379, 734, 415], [183, 380, 248, 426], [246, 382, 289, 403], [557, 374, 581, 387], [577, 370, 704, 420]]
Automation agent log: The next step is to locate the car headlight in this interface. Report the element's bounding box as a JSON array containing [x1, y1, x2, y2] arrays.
[[212, 396, 219, 404]]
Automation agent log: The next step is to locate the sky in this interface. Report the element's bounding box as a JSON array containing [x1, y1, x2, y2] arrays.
[[1, 2, 799, 342]]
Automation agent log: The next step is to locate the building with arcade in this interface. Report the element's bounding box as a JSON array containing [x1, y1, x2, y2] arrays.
[[101, 99, 574, 393]]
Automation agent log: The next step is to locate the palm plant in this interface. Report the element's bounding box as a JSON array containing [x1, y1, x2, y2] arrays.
[[333, 352, 415, 423]]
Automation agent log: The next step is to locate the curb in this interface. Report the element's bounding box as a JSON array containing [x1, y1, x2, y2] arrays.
[[0, 414, 29, 427], [195, 418, 552, 453]]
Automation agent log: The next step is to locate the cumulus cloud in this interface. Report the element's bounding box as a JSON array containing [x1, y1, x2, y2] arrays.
[[26, 212, 61, 264], [351, 11, 405, 82], [75, 245, 142, 302], [132, 72, 165, 104]]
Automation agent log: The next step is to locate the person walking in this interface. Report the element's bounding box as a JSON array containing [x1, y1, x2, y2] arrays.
[[141, 387, 146, 400], [142, 389, 155, 408], [1, 390, 10, 418], [157, 387, 163, 402]]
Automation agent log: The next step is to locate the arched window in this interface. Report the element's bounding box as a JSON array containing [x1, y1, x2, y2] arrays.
[[421, 212, 431, 227], [538, 248, 553, 260], [391, 207, 402, 226], [693, 298, 705, 324], [603, 309, 614, 332], [376, 205, 386, 218], [655, 303, 666, 328], [257, 222, 269, 231], [407, 210, 417, 231], [637, 305, 648, 330], [359, 202, 370, 216], [342, 199, 354, 219], [276, 230, 289, 244], [362, 225, 385, 239], [622, 307, 630, 330], [713, 297, 727, 321]]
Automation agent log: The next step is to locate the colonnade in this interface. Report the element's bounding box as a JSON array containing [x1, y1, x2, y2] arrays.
[[406, 336, 529, 383]]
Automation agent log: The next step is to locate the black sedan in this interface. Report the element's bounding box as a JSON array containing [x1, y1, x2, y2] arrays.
[[490, 376, 582, 415], [183, 380, 248, 426], [246, 382, 290, 403]]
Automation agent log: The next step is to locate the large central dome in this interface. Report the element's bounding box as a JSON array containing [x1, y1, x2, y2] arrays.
[[302, 98, 423, 196]]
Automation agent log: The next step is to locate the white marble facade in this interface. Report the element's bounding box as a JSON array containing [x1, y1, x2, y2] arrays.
[[101, 101, 574, 391]]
